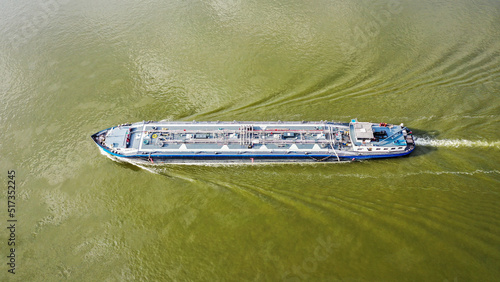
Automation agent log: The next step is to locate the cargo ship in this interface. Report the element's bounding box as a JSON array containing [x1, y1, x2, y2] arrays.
[[91, 119, 415, 164]]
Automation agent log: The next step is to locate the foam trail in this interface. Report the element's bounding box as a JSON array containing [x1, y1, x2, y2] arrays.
[[323, 169, 500, 179], [119, 158, 159, 174], [98, 146, 160, 174], [402, 169, 500, 177], [415, 137, 500, 148]]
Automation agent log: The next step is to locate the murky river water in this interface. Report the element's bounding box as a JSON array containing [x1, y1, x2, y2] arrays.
[[1, 0, 499, 280]]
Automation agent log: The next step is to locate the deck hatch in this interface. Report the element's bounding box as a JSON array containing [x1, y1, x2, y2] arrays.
[[353, 122, 374, 140]]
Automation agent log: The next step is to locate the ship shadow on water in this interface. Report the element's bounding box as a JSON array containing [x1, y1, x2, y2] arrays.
[[110, 160, 143, 172], [410, 145, 436, 158]]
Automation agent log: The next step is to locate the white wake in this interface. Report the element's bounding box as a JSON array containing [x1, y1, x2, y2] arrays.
[[415, 137, 500, 148]]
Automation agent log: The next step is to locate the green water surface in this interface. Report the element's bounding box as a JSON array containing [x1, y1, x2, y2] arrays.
[[1, 0, 499, 281]]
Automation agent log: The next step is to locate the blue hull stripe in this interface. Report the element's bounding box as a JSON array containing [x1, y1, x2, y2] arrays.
[[95, 142, 414, 160]]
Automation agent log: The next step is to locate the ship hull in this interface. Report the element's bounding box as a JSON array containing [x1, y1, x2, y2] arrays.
[[105, 152, 415, 164], [92, 120, 415, 164]]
